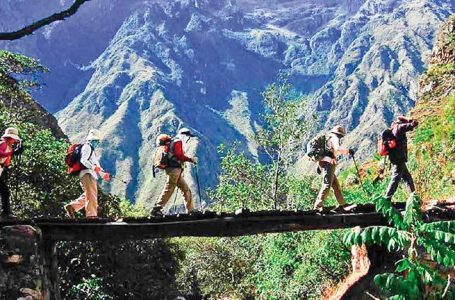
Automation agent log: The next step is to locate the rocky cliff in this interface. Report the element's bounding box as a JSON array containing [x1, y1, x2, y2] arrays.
[[1, 0, 454, 205]]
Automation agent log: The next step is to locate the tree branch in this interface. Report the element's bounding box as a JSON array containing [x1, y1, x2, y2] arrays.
[[0, 0, 91, 41]]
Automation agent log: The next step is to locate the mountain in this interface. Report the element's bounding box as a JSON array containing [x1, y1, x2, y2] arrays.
[[1, 0, 454, 205]]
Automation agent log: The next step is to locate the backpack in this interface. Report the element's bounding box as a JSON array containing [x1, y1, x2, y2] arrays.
[[306, 133, 332, 161], [65, 144, 92, 175], [153, 142, 171, 170], [377, 128, 397, 156], [153, 140, 181, 171]]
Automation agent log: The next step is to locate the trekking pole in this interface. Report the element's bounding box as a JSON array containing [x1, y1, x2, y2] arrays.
[[194, 164, 202, 210], [351, 154, 371, 196], [14, 149, 22, 203]]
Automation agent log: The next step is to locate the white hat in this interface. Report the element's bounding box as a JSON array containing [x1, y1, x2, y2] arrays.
[[178, 127, 196, 137], [2, 127, 21, 141], [86, 129, 102, 141]]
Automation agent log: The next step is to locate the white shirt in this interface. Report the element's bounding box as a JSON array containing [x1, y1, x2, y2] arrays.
[[79, 142, 100, 179], [321, 133, 348, 164]]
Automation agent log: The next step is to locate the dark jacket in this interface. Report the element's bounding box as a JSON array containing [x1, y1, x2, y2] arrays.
[[388, 121, 417, 164]]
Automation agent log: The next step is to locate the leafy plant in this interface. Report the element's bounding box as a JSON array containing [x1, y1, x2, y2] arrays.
[[344, 194, 455, 299], [69, 275, 113, 300]]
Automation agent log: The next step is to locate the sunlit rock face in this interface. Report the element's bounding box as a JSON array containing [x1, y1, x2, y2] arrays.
[[1, 0, 454, 205]]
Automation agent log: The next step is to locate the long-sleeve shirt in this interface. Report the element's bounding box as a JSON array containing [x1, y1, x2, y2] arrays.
[[0, 140, 13, 176], [79, 143, 100, 179], [321, 133, 349, 164], [172, 139, 192, 162], [389, 121, 417, 164]]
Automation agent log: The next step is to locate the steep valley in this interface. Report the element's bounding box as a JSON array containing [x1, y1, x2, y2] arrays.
[[1, 0, 454, 205]]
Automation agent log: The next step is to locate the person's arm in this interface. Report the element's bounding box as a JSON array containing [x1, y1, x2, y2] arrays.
[[173, 140, 193, 162], [332, 136, 349, 156], [395, 121, 417, 134]]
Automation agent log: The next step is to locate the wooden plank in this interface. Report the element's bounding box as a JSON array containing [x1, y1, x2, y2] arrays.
[[0, 203, 452, 242]]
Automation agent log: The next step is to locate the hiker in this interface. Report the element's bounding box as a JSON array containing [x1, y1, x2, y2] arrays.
[[64, 129, 111, 218], [150, 128, 197, 217], [311, 125, 355, 212], [384, 116, 418, 200], [0, 128, 22, 218]]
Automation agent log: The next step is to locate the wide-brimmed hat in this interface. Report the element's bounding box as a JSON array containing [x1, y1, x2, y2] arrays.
[[330, 125, 346, 137], [395, 116, 409, 124], [86, 129, 102, 141], [2, 127, 21, 141], [156, 134, 171, 146], [178, 127, 196, 137]]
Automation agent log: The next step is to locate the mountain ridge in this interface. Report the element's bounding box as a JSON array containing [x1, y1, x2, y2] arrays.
[[1, 0, 454, 205]]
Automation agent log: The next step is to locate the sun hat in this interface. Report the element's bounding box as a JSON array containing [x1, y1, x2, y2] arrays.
[[330, 125, 346, 137], [178, 127, 196, 137], [156, 134, 171, 146], [86, 129, 102, 141], [2, 127, 21, 141]]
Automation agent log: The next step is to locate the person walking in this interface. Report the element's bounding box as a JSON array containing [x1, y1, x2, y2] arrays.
[[313, 125, 355, 212], [64, 129, 110, 218], [0, 127, 22, 218], [150, 128, 197, 216], [385, 116, 418, 200]]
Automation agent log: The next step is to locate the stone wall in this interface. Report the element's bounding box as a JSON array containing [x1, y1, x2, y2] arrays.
[[0, 225, 46, 300]]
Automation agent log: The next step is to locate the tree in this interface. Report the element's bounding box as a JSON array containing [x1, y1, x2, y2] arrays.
[[210, 81, 315, 211], [0, 0, 91, 41], [177, 81, 351, 299], [344, 194, 455, 299], [0, 50, 180, 299]]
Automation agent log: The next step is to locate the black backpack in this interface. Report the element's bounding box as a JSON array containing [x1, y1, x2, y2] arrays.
[[306, 133, 332, 161], [377, 129, 397, 156]]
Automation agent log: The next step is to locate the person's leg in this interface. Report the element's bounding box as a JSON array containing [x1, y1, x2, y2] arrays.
[[401, 163, 416, 194], [177, 173, 194, 212], [155, 169, 180, 209], [385, 163, 403, 200], [84, 175, 98, 218], [332, 172, 346, 206], [0, 170, 11, 216], [65, 177, 88, 216], [314, 162, 335, 209]]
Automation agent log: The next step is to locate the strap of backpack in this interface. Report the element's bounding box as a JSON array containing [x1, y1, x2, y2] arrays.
[[89, 145, 94, 161], [325, 134, 335, 158], [168, 140, 175, 159]]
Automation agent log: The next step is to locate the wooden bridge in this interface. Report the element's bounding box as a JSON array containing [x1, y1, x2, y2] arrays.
[[2, 202, 454, 241], [1, 202, 454, 300]]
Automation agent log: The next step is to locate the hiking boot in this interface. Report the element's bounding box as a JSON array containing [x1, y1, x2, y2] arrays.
[[150, 206, 164, 218], [315, 206, 330, 214], [64, 205, 76, 219], [189, 210, 203, 216]]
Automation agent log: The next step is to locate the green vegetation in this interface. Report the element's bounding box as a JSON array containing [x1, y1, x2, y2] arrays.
[[0, 50, 180, 299], [410, 94, 455, 200], [69, 275, 113, 300], [3, 20, 455, 297], [174, 82, 357, 299], [345, 194, 455, 299], [427, 63, 455, 77]]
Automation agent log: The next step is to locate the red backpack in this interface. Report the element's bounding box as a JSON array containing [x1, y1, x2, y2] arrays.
[[378, 128, 397, 156], [65, 144, 92, 175]]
